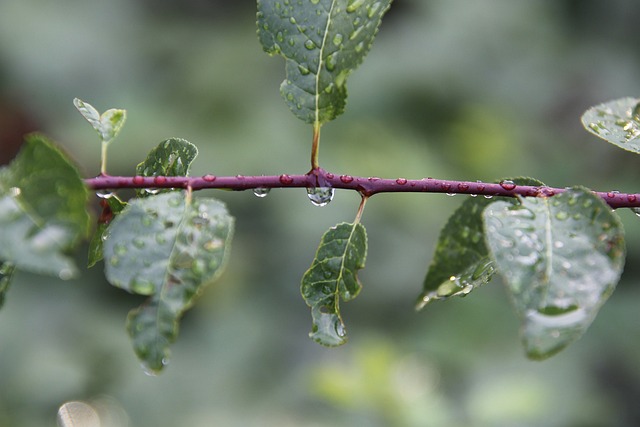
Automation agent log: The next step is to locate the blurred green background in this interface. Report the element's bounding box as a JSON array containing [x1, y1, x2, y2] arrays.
[[1, 1, 640, 426]]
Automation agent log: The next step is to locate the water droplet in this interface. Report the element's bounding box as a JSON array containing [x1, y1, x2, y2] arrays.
[[96, 190, 112, 199], [304, 39, 316, 50], [132, 176, 145, 185], [607, 191, 619, 198], [154, 176, 167, 185], [367, 1, 382, 18], [346, 0, 365, 12], [307, 187, 335, 207], [326, 173, 335, 179], [555, 211, 569, 220], [298, 63, 310, 75], [354, 41, 364, 53], [484, 195, 493, 199], [335, 321, 346, 338], [500, 180, 516, 191], [396, 178, 407, 185], [114, 243, 128, 256], [332, 33, 343, 46], [627, 194, 637, 203], [633, 207, 640, 218], [457, 183, 469, 191], [446, 193, 456, 197], [132, 278, 155, 295], [325, 52, 338, 71], [279, 174, 294, 185], [340, 175, 354, 183], [253, 187, 271, 198], [202, 174, 216, 182], [144, 188, 160, 195], [132, 237, 146, 249], [470, 194, 478, 197]]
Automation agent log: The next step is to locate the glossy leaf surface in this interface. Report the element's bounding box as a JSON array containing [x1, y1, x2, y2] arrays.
[[417, 178, 544, 309], [257, 0, 392, 124], [136, 138, 198, 178], [0, 135, 89, 278], [581, 97, 640, 153], [73, 98, 127, 143], [484, 187, 625, 359], [104, 192, 234, 373], [301, 222, 367, 346]]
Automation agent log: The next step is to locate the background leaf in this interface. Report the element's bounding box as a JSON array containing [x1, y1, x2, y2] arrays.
[[483, 187, 625, 360], [301, 222, 367, 346], [103, 192, 234, 373], [581, 97, 640, 153], [0, 262, 15, 308], [417, 178, 544, 309], [257, 0, 392, 124], [0, 134, 90, 278]]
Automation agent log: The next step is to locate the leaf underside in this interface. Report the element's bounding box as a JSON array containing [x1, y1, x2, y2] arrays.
[[484, 187, 625, 359], [417, 177, 544, 309], [581, 97, 640, 153], [87, 195, 126, 268], [0, 134, 89, 280], [257, 0, 392, 124], [104, 192, 234, 373], [301, 222, 367, 346]]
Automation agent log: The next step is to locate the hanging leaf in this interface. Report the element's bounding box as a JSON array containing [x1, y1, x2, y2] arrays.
[[417, 178, 544, 310], [74, 98, 127, 144], [0, 262, 15, 308], [104, 192, 234, 373], [483, 187, 625, 360], [135, 138, 198, 197], [87, 194, 126, 268], [257, 0, 392, 125], [581, 97, 640, 153], [301, 222, 367, 346], [0, 134, 90, 279]]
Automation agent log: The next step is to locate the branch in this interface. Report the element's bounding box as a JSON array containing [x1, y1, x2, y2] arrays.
[[84, 170, 640, 209]]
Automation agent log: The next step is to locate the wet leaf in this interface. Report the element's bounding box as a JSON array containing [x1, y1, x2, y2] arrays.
[[74, 98, 127, 143], [136, 138, 198, 178], [87, 195, 126, 268], [417, 178, 544, 309], [581, 97, 640, 153], [483, 187, 625, 359], [301, 222, 367, 346], [0, 134, 90, 278], [104, 192, 234, 373], [257, 0, 392, 124]]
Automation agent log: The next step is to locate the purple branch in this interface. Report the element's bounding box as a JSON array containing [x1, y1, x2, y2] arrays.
[[84, 170, 640, 209]]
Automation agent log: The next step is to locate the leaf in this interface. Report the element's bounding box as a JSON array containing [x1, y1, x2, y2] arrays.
[[581, 97, 640, 153], [103, 192, 234, 373], [417, 177, 544, 310], [301, 222, 367, 346], [483, 187, 625, 360], [74, 98, 127, 143], [87, 194, 126, 268], [257, 0, 392, 124], [135, 138, 198, 197], [0, 262, 16, 308], [0, 134, 90, 278]]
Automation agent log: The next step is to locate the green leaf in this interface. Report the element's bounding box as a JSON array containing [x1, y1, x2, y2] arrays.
[[103, 192, 234, 373], [483, 187, 625, 360], [135, 138, 198, 197], [581, 97, 640, 153], [87, 194, 126, 268], [73, 98, 127, 143], [257, 0, 392, 124], [0, 262, 16, 308], [0, 134, 90, 278], [301, 222, 367, 346], [417, 178, 544, 310]]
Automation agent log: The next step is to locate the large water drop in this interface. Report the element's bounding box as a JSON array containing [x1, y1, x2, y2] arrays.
[[307, 187, 335, 207], [253, 187, 271, 198]]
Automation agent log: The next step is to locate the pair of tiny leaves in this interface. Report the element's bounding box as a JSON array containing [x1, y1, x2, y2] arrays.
[[0, 135, 90, 305], [257, 0, 392, 125], [419, 178, 625, 360]]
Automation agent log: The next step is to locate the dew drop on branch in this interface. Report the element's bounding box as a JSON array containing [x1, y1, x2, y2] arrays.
[[307, 187, 335, 207], [253, 187, 271, 198]]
